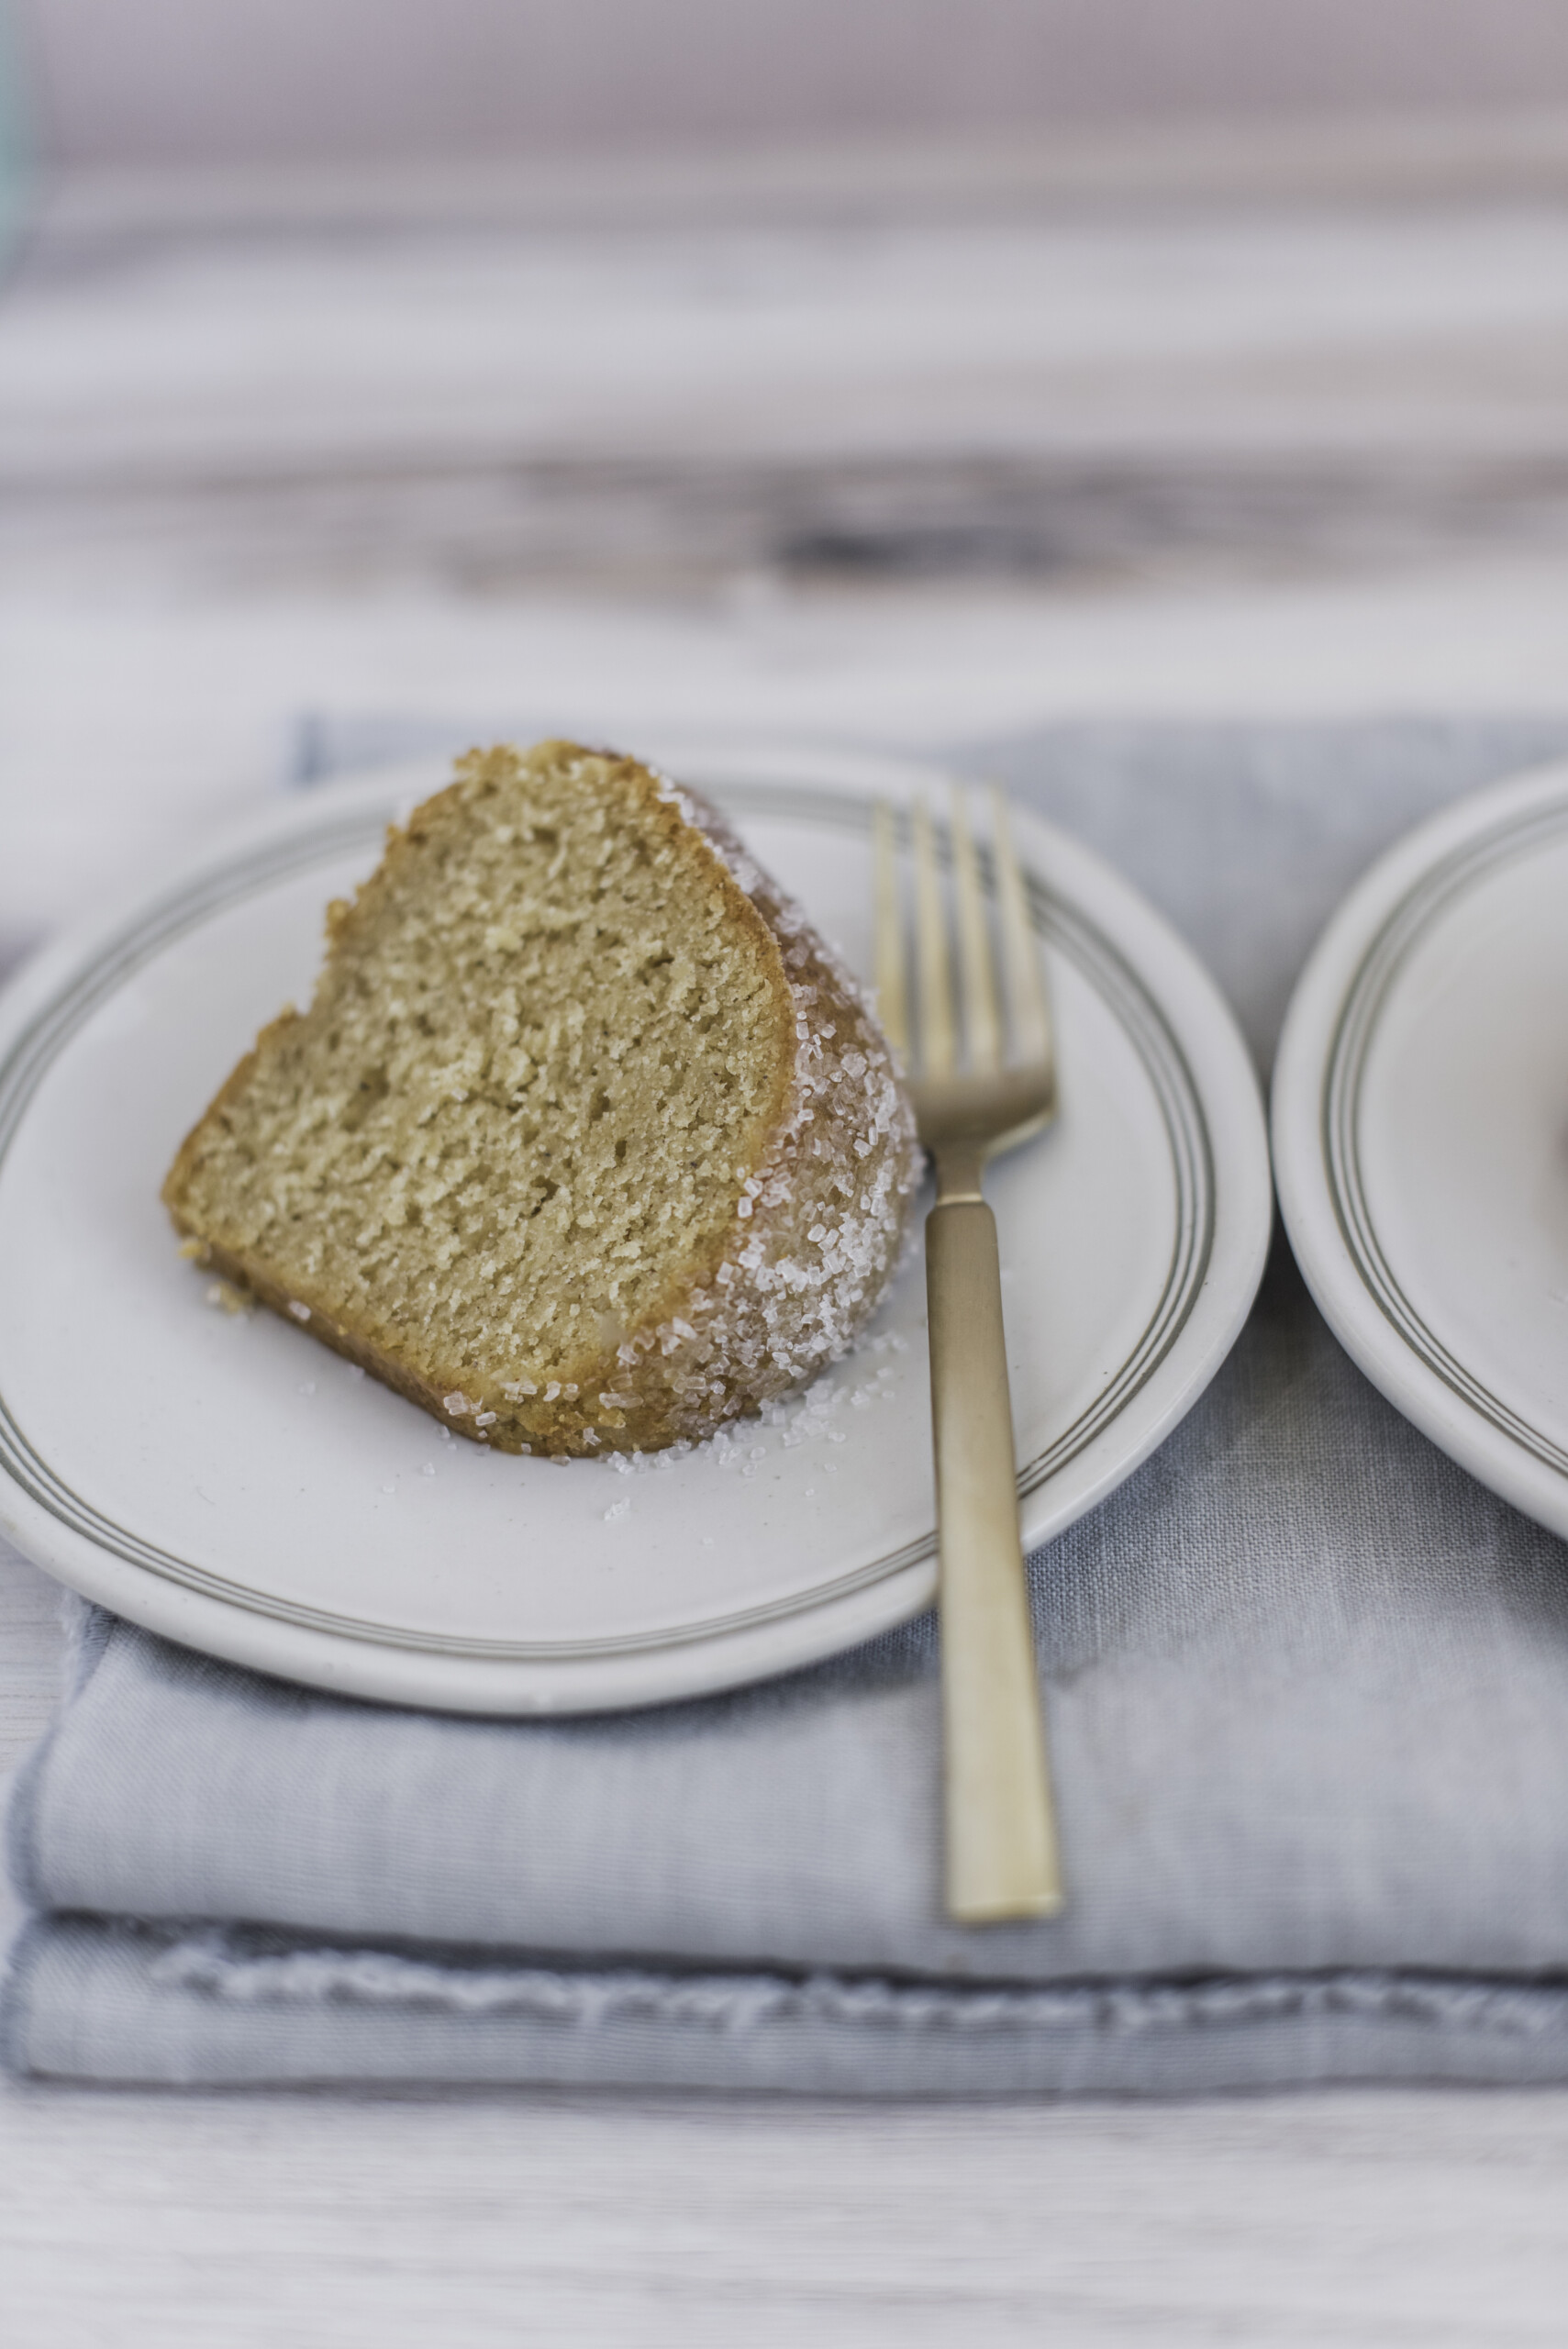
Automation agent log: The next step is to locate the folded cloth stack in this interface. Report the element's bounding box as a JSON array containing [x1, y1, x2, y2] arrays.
[[10, 715, 1568, 2095]]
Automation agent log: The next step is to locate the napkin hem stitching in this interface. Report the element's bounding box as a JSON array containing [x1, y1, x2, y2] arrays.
[[147, 1928, 1568, 2041]]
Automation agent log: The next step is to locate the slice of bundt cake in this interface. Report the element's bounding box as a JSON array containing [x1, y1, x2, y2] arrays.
[[164, 740, 917, 1455]]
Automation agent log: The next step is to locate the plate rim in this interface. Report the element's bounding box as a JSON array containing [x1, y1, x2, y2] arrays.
[[0, 738, 1273, 1711], [1272, 753, 1568, 1541]]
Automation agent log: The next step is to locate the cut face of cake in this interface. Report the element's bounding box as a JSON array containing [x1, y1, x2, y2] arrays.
[[163, 740, 918, 1454]]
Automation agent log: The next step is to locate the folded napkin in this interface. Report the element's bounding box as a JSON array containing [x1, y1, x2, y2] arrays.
[[10, 714, 1568, 2095]]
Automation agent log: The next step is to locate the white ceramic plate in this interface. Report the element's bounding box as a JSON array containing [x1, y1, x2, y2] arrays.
[[0, 740, 1270, 1712], [1273, 758, 1568, 1541]]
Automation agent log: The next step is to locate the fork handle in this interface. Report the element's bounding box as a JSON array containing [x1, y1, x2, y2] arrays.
[[926, 1196, 1063, 1922]]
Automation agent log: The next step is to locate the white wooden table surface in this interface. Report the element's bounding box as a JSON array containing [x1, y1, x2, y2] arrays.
[[6, 134, 1568, 2343]]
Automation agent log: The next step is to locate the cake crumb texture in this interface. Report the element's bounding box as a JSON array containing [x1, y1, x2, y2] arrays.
[[163, 740, 917, 1453]]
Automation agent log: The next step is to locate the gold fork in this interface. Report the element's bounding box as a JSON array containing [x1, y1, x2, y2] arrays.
[[874, 785, 1063, 1922]]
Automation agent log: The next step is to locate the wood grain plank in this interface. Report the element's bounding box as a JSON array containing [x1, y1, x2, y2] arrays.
[[6, 2073, 1568, 2347], [6, 205, 1567, 594]]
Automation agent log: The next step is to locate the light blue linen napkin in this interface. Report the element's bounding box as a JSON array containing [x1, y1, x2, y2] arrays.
[[9, 715, 1568, 2093]]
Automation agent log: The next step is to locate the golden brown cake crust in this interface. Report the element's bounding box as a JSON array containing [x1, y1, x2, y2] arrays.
[[164, 741, 917, 1455]]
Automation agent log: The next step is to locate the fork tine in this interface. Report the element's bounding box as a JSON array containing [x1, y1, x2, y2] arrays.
[[990, 786, 1051, 1065], [873, 801, 909, 1061], [911, 794, 956, 1076], [950, 784, 1001, 1072]]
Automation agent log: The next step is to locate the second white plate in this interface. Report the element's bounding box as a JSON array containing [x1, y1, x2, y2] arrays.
[[1273, 757, 1568, 1541], [0, 740, 1271, 1711]]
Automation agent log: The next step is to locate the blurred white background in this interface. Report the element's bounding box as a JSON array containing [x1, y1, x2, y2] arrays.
[[2, 4, 1566, 963], [14, 0, 1568, 167], [4, 2, 1568, 973]]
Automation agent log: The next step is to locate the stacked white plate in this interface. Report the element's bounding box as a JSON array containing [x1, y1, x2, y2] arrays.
[[1273, 758, 1568, 1542]]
